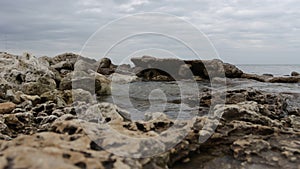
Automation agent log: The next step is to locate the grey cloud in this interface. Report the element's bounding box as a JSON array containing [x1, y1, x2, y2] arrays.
[[0, 0, 299, 64]]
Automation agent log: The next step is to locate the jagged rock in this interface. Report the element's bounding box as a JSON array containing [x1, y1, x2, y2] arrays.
[[51, 60, 74, 71], [41, 90, 72, 107], [0, 102, 16, 114], [22, 77, 56, 95]]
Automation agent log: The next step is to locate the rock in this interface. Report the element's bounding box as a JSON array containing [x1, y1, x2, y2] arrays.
[[0, 102, 16, 114], [263, 73, 274, 77], [22, 77, 56, 95], [131, 56, 243, 81], [59, 71, 89, 90], [241, 73, 270, 82], [99, 57, 112, 68], [223, 63, 243, 78], [110, 73, 139, 84], [51, 60, 74, 71], [291, 71, 300, 76], [20, 93, 41, 105], [91, 71, 111, 95], [268, 76, 300, 83], [242, 73, 300, 83], [79, 102, 131, 123], [5, 90, 22, 104], [97, 58, 117, 75], [0, 132, 152, 169], [60, 70, 110, 96], [3, 114, 24, 130], [40, 90, 72, 106], [50, 53, 79, 65], [72, 89, 95, 103], [74, 59, 97, 73]]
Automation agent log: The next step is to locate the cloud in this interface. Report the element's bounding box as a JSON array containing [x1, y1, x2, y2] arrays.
[[0, 0, 299, 64]]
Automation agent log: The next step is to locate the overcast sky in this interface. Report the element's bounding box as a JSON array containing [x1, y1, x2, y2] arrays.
[[0, 0, 299, 64]]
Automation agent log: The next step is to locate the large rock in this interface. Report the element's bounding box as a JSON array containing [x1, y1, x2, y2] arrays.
[[0, 53, 57, 95], [131, 56, 243, 81]]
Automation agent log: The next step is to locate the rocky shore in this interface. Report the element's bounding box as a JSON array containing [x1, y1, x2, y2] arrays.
[[0, 52, 299, 169]]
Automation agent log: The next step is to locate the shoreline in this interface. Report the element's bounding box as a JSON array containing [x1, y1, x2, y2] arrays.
[[0, 52, 299, 169]]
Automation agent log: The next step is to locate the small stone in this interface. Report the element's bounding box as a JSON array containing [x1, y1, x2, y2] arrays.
[[0, 102, 16, 114], [182, 158, 190, 163]]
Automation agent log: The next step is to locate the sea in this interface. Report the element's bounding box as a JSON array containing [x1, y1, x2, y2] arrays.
[[237, 64, 300, 76], [100, 65, 300, 120]]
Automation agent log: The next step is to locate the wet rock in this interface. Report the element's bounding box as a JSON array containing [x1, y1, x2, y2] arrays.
[[0, 102, 16, 114]]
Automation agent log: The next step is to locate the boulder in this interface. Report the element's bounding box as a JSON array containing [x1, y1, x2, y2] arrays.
[[131, 56, 243, 81]]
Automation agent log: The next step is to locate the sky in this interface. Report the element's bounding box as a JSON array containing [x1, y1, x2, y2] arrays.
[[0, 0, 299, 64]]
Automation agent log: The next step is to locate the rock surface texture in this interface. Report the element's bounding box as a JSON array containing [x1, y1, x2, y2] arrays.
[[0, 53, 299, 169]]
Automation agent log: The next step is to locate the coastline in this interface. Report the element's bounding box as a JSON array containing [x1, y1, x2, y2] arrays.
[[0, 52, 299, 169]]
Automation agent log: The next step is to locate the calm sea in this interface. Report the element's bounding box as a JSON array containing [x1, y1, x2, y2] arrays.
[[237, 65, 300, 76]]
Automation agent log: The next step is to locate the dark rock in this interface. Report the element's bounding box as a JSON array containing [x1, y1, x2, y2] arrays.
[[291, 71, 300, 76], [131, 56, 243, 81], [99, 57, 112, 68], [268, 76, 300, 83]]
